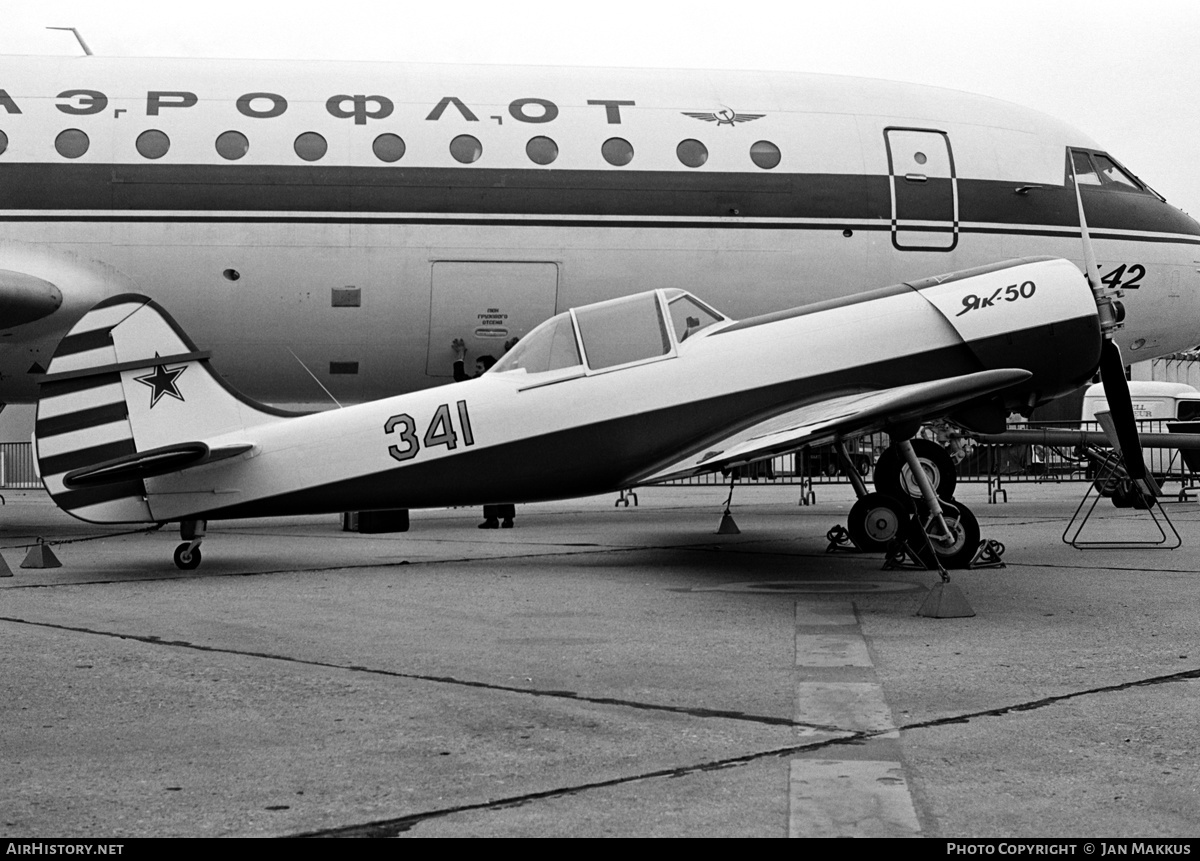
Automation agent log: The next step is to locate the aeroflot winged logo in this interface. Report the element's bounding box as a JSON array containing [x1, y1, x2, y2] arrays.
[[682, 108, 765, 126], [134, 354, 187, 408]]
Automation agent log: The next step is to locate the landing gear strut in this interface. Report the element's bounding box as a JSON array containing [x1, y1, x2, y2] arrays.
[[893, 439, 977, 571], [841, 438, 978, 570], [874, 438, 956, 501], [906, 497, 980, 570], [836, 439, 908, 553], [174, 519, 206, 570], [891, 438, 977, 617]]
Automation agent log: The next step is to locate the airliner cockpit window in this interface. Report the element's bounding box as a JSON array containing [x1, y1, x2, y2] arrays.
[[666, 292, 724, 341], [1070, 150, 1101, 185], [574, 293, 671, 370], [490, 312, 581, 375], [1092, 154, 1141, 190]]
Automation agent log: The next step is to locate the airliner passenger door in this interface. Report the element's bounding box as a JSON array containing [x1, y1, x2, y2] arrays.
[[885, 128, 958, 251], [426, 261, 559, 377]]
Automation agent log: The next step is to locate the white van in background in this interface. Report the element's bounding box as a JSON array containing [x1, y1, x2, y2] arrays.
[[1081, 381, 1200, 476], [1081, 381, 1200, 423]]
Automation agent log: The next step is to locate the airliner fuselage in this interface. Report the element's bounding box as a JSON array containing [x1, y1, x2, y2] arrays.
[[1, 56, 1197, 405]]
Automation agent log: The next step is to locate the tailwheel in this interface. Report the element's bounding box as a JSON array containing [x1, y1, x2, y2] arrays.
[[874, 438, 956, 501], [909, 500, 979, 570], [847, 492, 908, 552], [174, 542, 202, 570]]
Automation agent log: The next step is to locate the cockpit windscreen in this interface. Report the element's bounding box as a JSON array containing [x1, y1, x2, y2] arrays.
[[490, 312, 581, 375]]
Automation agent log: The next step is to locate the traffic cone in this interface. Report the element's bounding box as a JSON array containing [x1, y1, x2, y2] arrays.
[[0, 551, 12, 577], [717, 510, 740, 534], [21, 540, 62, 569], [917, 581, 974, 618]]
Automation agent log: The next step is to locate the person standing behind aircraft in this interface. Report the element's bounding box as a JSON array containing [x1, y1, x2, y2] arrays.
[[452, 338, 495, 382], [451, 338, 512, 528]]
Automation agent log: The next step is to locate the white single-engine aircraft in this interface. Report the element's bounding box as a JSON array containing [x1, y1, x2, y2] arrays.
[[1, 55, 1199, 410], [36, 253, 1111, 570]]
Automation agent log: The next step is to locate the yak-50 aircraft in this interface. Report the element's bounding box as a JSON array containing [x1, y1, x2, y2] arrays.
[[36, 246, 1134, 570]]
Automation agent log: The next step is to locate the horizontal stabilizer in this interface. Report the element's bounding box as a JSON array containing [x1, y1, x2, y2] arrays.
[[636, 368, 1031, 483], [63, 442, 253, 488]]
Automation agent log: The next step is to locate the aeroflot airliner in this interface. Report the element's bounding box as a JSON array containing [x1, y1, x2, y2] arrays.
[[1, 55, 1198, 407]]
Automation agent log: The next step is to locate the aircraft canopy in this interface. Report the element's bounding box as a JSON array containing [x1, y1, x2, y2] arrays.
[[491, 289, 726, 376]]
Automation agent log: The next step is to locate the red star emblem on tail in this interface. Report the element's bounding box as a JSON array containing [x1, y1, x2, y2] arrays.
[[134, 354, 187, 408]]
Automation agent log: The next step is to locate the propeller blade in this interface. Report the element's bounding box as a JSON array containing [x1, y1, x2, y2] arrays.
[[1070, 154, 1103, 293], [1098, 339, 1146, 482], [1071, 150, 1125, 334]]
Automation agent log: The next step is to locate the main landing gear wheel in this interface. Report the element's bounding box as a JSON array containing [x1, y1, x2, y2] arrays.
[[909, 500, 979, 570], [847, 492, 908, 552], [874, 439, 956, 501], [174, 543, 202, 570]]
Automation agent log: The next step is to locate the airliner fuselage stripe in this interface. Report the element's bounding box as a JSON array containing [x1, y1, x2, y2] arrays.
[[0, 164, 1196, 239]]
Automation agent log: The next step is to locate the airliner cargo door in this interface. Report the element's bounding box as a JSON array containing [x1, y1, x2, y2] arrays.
[[426, 261, 559, 378], [885, 128, 958, 251]]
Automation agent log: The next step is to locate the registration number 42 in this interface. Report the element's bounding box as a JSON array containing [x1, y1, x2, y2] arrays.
[[385, 401, 476, 462]]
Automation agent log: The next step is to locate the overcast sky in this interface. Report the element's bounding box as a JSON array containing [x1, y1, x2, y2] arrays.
[[3, 0, 1199, 217]]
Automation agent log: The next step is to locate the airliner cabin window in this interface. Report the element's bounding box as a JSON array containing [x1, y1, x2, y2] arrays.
[[1070, 150, 1101, 185], [750, 140, 780, 169], [136, 130, 170, 159], [450, 134, 482, 164], [665, 291, 723, 341], [677, 139, 708, 168], [0, 131, 8, 155], [294, 132, 328, 162], [602, 137, 634, 166], [216, 131, 249, 160], [1092, 154, 1141, 190], [490, 312, 581, 375], [526, 136, 558, 165], [373, 134, 405, 163], [55, 129, 89, 159], [574, 293, 671, 370]]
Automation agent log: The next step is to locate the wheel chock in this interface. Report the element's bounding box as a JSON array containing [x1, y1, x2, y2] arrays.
[[825, 524, 862, 553], [882, 539, 928, 570], [917, 581, 975, 618], [968, 539, 1006, 569], [21, 539, 62, 569], [717, 511, 740, 534], [0, 551, 12, 577]]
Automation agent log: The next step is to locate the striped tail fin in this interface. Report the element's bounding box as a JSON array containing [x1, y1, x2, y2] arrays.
[[35, 294, 291, 523]]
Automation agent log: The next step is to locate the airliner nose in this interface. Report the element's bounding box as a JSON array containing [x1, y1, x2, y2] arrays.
[[0, 269, 63, 328]]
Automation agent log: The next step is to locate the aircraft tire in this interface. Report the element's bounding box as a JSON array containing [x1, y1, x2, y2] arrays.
[[874, 439, 956, 501], [847, 492, 908, 552], [174, 543, 202, 570], [1112, 482, 1154, 510], [909, 500, 979, 570]]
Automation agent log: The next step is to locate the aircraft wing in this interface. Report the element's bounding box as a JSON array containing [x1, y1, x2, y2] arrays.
[[634, 369, 1031, 484]]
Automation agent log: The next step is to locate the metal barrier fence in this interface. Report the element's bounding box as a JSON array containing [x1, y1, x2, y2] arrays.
[[0, 442, 41, 489], [0, 425, 1195, 495], [652, 421, 1200, 495]]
